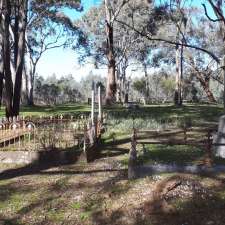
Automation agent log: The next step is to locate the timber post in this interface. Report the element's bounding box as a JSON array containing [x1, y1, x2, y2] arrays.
[[91, 81, 95, 126], [205, 129, 213, 167], [128, 128, 137, 179]]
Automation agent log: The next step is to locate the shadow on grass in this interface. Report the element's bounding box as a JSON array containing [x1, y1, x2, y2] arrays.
[[106, 104, 224, 125], [0, 148, 85, 180], [0, 159, 129, 225], [90, 174, 225, 225], [17, 103, 91, 117], [137, 144, 206, 165], [0, 138, 129, 181]]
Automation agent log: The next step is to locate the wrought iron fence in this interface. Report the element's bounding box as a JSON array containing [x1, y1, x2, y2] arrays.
[[0, 114, 91, 151]]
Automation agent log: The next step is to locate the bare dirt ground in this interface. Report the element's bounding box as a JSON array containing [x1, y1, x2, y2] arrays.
[[0, 142, 225, 225]]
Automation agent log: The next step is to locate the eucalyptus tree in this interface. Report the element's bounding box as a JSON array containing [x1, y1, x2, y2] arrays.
[[76, 0, 132, 104], [77, 0, 161, 105], [0, 0, 28, 117], [202, 0, 225, 108], [25, 7, 76, 106], [0, 0, 82, 116]]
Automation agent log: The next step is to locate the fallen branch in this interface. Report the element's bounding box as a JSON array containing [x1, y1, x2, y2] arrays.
[[163, 180, 182, 198]]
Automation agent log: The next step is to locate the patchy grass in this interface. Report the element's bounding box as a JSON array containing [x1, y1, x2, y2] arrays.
[[0, 103, 223, 224], [0, 145, 224, 225], [136, 144, 206, 165], [108, 103, 223, 121]]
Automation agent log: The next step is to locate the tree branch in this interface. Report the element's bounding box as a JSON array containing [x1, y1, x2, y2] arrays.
[[115, 18, 220, 63], [202, 3, 222, 22], [207, 0, 225, 25]]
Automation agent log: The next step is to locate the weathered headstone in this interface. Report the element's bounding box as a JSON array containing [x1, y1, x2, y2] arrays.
[[214, 115, 225, 158]]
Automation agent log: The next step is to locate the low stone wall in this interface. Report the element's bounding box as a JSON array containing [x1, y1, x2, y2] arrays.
[[0, 151, 38, 164], [131, 163, 225, 179]]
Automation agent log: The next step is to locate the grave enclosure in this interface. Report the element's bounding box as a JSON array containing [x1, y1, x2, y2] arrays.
[[128, 116, 225, 179], [0, 84, 104, 165]]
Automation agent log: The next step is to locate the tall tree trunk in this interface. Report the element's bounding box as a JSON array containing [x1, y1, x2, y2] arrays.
[[0, 0, 4, 108], [188, 55, 216, 103], [144, 64, 149, 104], [28, 85, 34, 106], [12, 0, 27, 116], [179, 39, 184, 105], [0, 60, 4, 108], [174, 43, 180, 105], [104, 0, 116, 105], [27, 64, 35, 106], [3, 0, 13, 117], [195, 72, 216, 103], [105, 22, 116, 104], [116, 67, 121, 102], [222, 56, 225, 111], [174, 42, 183, 106]]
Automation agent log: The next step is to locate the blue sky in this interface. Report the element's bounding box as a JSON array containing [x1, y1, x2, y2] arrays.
[[36, 0, 219, 81], [36, 0, 103, 81]]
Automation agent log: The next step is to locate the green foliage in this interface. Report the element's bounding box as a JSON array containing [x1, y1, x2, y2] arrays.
[[160, 77, 175, 98], [71, 202, 81, 210], [132, 78, 146, 96]]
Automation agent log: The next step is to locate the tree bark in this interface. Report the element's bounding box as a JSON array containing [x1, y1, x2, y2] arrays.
[[195, 72, 216, 103], [105, 21, 116, 104], [188, 55, 216, 103], [2, 0, 13, 117], [144, 64, 150, 104], [12, 0, 27, 116], [104, 0, 116, 105], [0, 60, 4, 108], [174, 41, 183, 106], [0, 0, 4, 108]]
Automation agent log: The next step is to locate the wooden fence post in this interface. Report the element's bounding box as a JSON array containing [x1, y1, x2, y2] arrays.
[[205, 130, 213, 167], [91, 81, 95, 126], [128, 129, 137, 179]]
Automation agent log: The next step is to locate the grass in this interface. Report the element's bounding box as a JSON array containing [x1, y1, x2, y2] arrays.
[[106, 103, 224, 124], [0, 162, 225, 225], [102, 103, 224, 139], [0, 102, 223, 123], [0, 103, 224, 224], [134, 144, 225, 166], [0, 103, 91, 117]]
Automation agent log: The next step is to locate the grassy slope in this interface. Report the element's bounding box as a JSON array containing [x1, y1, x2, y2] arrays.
[[0, 162, 225, 225], [0, 103, 224, 224], [0, 104, 91, 117], [0, 103, 223, 122]]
